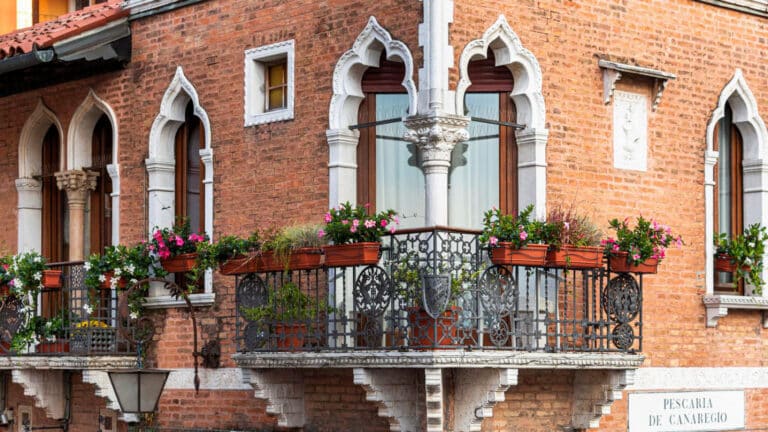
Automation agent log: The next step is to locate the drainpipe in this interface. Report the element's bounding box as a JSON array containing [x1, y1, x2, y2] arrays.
[[0, 49, 54, 75]]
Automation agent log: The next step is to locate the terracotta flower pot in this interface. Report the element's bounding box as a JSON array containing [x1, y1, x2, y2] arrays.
[[42, 270, 62, 289], [489, 243, 548, 267], [35, 341, 70, 354], [219, 255, 258, 275], [99, 271, 127, 290], [407, 306, 461, 348], [714, 254, 750, 273], [257, 248, 324, 273], [608, 252, 658, 274], [546, 245, 603, 269], [323, 242, 381, 267], [274, 323, 307, 351], [161, 253, 197, 273]]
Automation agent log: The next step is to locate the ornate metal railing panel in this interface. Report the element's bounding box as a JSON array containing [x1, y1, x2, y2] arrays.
[[234, 228, 644, 354], [0, 261, 136, 356]]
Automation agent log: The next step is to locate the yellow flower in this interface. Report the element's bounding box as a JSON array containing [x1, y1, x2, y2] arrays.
[[75, 320, 109, 329]]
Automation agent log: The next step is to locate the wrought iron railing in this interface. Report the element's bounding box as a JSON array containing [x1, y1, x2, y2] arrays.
[[0, 261, 136, 356], [234, 228, 644, 354]]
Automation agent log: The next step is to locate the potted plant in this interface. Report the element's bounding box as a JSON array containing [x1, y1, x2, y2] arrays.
[[322, 202, 398, 267], [241, 282, 320, 351], [603, 216, 682, 274], [148, 219, 208, 274], [258, 224, 327, 272], [480, 204, 548, 266], [34, 315, 69, 353], [0, 256, 13, 298], [70, 320, 114, 354], [214, 233, 262, 275], [543, 204, 603, 268], [714, 223, 768, 293]]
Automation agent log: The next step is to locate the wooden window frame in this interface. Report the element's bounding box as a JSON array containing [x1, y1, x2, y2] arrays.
[[174, 104, 206, 232], [265, 60, 288, 112]]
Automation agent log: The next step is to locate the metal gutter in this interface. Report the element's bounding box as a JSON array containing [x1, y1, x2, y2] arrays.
[[0, 49, 54, 75], [53, 18, 130, 62]]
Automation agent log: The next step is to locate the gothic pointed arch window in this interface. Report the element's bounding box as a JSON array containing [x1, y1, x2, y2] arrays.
[[88, 114, 113, 256], [41, 125, 66, 262], [175, 101, 205, 235]]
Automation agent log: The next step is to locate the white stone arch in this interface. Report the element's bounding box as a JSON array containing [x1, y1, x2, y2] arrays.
[[326, 17, 417, 207], [68, 89, 121, 245], [17, 100, 64, 253], [456, 15, 549, 217], [704, 69, 768, 299], [146, 66, 214, 306]]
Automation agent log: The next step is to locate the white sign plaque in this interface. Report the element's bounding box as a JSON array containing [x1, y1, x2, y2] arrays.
[[613, 90, 648, 171], [628, 390, 745, 432]]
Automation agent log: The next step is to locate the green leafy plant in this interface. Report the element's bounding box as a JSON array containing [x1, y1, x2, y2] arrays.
[[7, 251, 47, 297], [241, 282, 320, 322], [322, 202, 398, 244], [479, 204, 545, 248], [543, 204, 602, 250], [84, 245, 153, 317], [391, 254, 480, 309], [715, 223, 768, 292], [603, 216, 682, 265]]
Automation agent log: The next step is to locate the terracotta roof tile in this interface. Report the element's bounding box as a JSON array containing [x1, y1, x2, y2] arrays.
[[0, 0, 128, 60]]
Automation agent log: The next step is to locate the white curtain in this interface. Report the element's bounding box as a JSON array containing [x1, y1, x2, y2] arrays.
[[449, 93, 499, 228]]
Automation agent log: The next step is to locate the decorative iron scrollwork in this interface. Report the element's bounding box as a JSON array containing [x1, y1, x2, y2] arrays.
[[479, 265, 518, 318], [0, 296, 24, 347], [611, 323, 635, 350], [237, 274, 268, 317], [354, 266, 391, 317], [601, 273, 640, 323], [422, 274, 451, 319]]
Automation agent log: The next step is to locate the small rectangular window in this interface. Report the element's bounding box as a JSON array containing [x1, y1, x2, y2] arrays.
[[244, 40, 295, 126], [266, 62, 287, 111]]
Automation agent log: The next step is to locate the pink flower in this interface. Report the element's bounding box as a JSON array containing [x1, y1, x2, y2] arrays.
[[324, 213, 332, 223], [380, 219, 388, 227], [350, 225, 357, 233], [364, 203, 371, 208], [563, 222, 570, 231], [389, 226, 396, 234], [489, 236, 498, 246], [393, 216, 400, 225], [353, 219, 360, 227], [317, 229, 325, 238], [153, 231, 163, 241], [519, 231, 528, 241], [612, 244, 620, 252], [159, 250, 171, 259], [632, 254, 640, 261], [148, 245, 155, 251], [342, 219, 349, 225], [600, 239, 607, 246], [175, 236, 184, 247], [676, 237, 683, 248], [364, 220, 376, 229]]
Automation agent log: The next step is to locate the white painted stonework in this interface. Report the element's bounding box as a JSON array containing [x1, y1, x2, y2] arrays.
[[11, 370, 65, 419], [244, 40, 295, 126], [613, 90, 648, 172], [353, 368, 421, 432], [628, 390, 745, 432]]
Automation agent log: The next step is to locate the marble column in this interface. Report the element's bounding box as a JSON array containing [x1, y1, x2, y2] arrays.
[[404, 114, 469, 226], [55, 170, 98, 261]]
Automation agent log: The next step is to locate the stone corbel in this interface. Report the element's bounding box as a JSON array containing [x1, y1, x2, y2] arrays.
[[454, 369, 518, 432], [243, 369, 305, 428], [570, 369, 635, 430], [11, 370, 65, 420], [353, 368, 422, 432], [599, 59, 676, 111], [81, 371, 139, 423], [703, 295, 768, 328]]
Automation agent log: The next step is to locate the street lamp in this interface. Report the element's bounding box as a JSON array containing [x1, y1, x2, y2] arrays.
[[107, 368, 170, 414]]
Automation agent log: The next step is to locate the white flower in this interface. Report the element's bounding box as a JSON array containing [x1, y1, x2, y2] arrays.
[[129, 312, 139, 320], [110, 277, 119, 289], [83, 304, 93, 314], [98, 274, 107, 283], [33, 256, 41, 263], [130, 278, 138, 285], [114, 268, 122, 277], [13, 278, 22, 289], [83, 262, 91, 271], [33, 272, 41, 281], [745, 257, 753, 266], [126, 264, 135, 274]]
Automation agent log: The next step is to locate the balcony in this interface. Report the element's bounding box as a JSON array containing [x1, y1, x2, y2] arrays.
[[233, 227, 645, 369], [0, 261, 137, 368]]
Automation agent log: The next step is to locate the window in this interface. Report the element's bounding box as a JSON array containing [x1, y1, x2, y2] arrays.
[[175, 101, 205, 234], [244, 40, 294, 126], [41, 125, 66, 263], [87, 115, 113, 256], [357, 51, 517, 229], [714, 104, 744, 293]]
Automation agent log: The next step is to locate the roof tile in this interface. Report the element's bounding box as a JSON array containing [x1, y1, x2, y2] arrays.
[[0, 0, 128, 60]]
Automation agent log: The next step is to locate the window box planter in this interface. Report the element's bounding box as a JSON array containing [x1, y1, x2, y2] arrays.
[[219, 255, 257, 275], [546, 245, 603, 269], [71, 328, 116, 354], [257, 248, 324, 273], [42, 270, 62, 289], [407, 306, 461, 348], [714, 254, 750, 273], [160, 253, 198, 273], [489, 243, 548, 267], [608, 252, 658, 274], [99, 272, 127, 290], [274, 323, 307, 351], [323, 242, 380, 267], [35, 341, 70, 354]]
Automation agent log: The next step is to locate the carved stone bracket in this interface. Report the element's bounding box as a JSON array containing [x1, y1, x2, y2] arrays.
[[599, 59, 676, 111], [11, 370, 65, 420], [703, 295, 768, 328], [243, 369, 305, 428], [570, 369, 636, 429], [352, 368, 421, 432], [81, 371, 139, 423], [454, 369, 518, 432]]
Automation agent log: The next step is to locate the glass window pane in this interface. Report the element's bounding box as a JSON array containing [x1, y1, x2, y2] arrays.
[[268, 88, 285, 110], [186, 121, 201, 234], [268, 63, 286, 87], [718, 105, 732, 238], [375, 94, 424, 228], [450, 93, 500, 228]]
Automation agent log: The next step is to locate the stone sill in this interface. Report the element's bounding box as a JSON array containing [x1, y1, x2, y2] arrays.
[[233, 351, 644, 370], [0, 356, 136, 370], [143, 292, 215, 309], [704, 294, 768, 328]]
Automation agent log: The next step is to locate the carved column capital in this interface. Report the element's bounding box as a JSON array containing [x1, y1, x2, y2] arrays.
[[55, 170, 99, 207], [404, 114, 470, 169]]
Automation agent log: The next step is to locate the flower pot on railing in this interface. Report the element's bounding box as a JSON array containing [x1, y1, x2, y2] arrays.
[[219, 255, 257, 275], [99, 272, 127, 290], [257, 248, 324, 273], [608, 252, 658, 274], [42, 270, 62, 289], [35, 340, 70, 354], [274, 323, 307, 351], [714, 254, 750, 273], [407, 306, 461, 348], [489, 243, 548, 267], [160, 253, 198, 273], [546, 245, 603, 269], [323, 242, 380, 267]]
